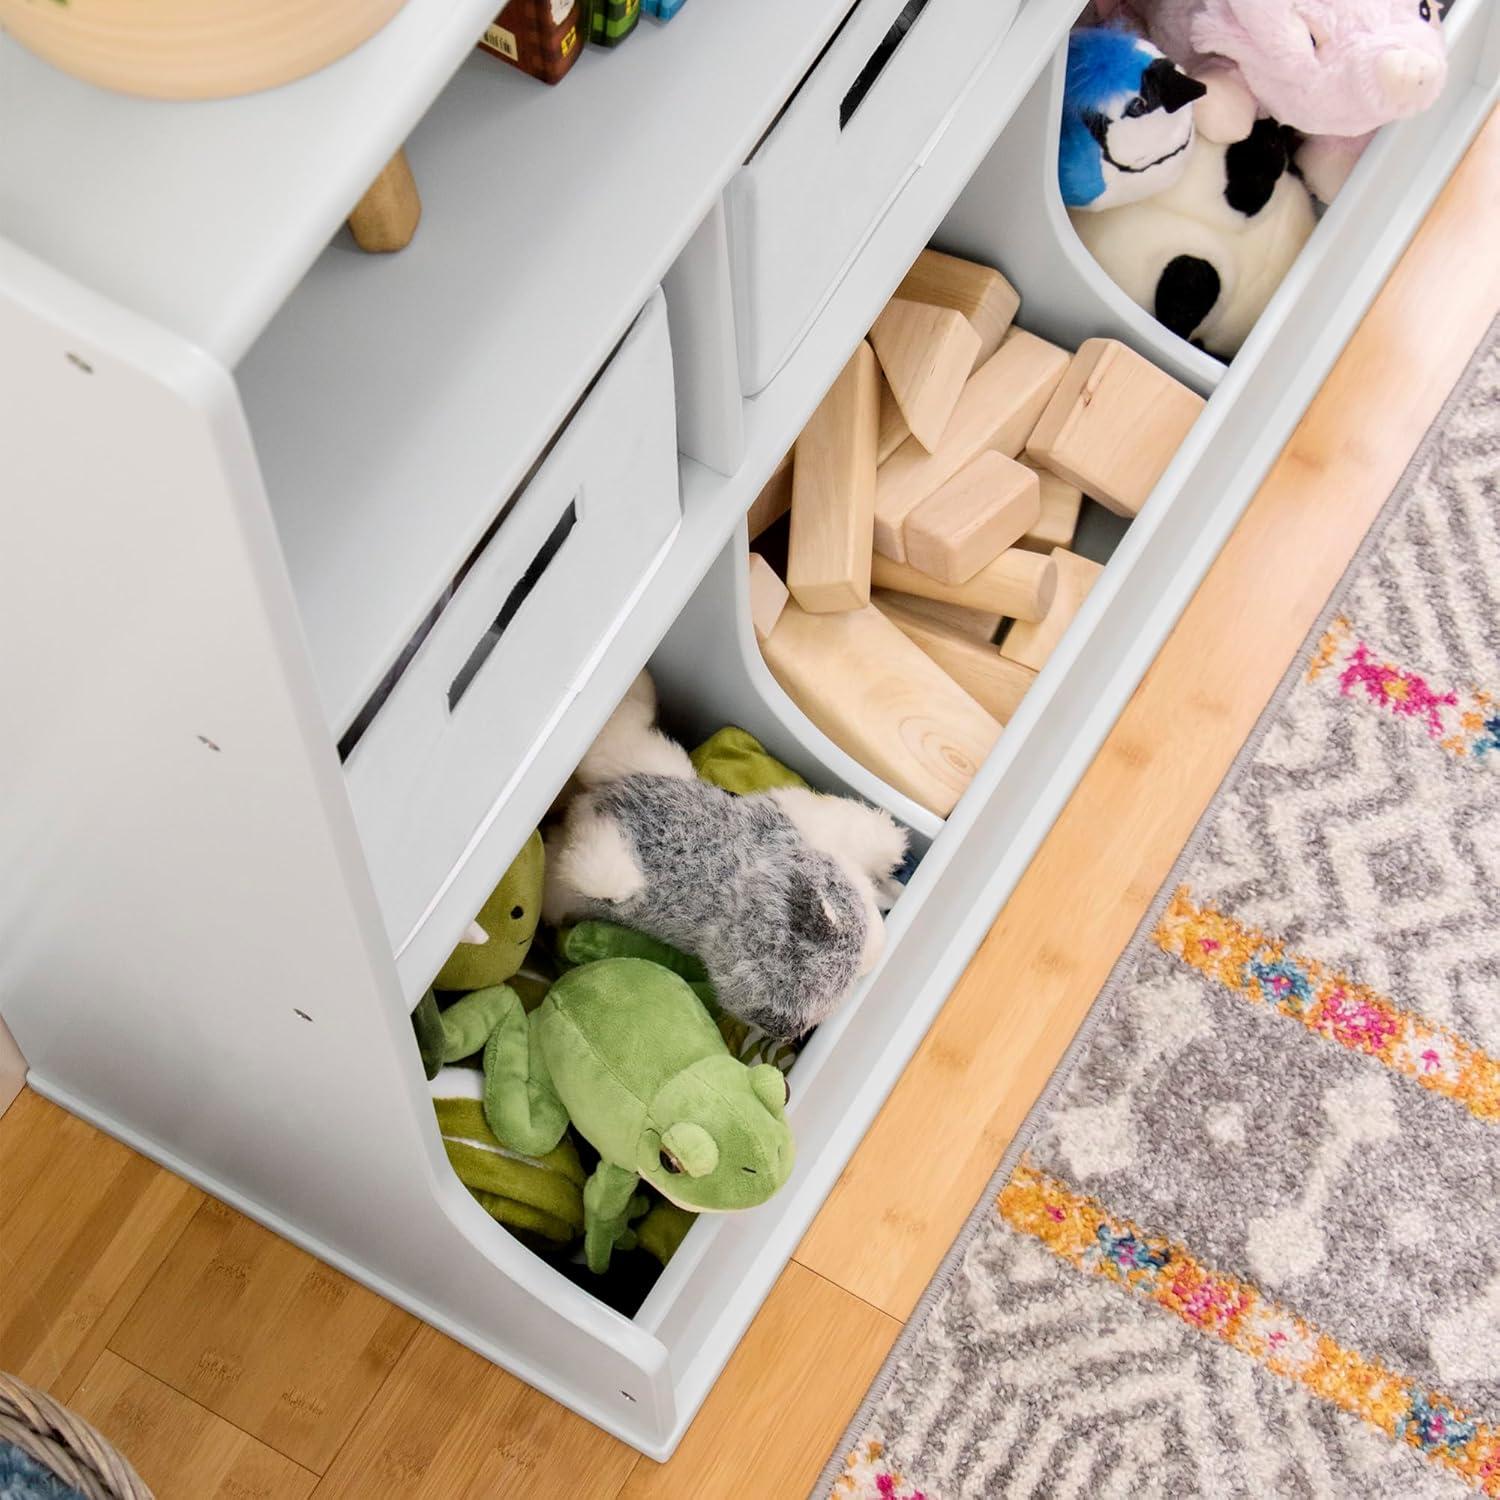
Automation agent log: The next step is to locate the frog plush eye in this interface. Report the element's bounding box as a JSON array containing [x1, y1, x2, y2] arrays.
[[510, 905, 524, 920], [749, 1064, 789, 1119], [659, 1147, 684, 1175], [660, 1121, 719, 1178]]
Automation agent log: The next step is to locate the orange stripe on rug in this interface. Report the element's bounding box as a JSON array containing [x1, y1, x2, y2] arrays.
[[1154, 887, 1500, 1124], [998, 1162, 1500, 1495]]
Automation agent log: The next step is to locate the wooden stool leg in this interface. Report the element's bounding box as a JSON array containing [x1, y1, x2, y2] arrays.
[[348, 148, 422, 253]]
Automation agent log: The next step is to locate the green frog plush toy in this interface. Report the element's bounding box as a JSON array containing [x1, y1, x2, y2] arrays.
[[473, 957, 796, 1272]]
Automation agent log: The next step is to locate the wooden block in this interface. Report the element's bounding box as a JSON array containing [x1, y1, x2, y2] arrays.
[[869, 298, 981, 452], [1026, 338, 1205, 517], [760, 600, 1000, 817], [788, 341, 880, 612], [871, 589, 1002, 643], [347, 148, 421, 253], [1000, 547, 1106, 671], [747, 447, 794, 540], [877, 378, 910, 463], [748, 553, 788, 643], [873, 595, 1037, 725], [1017, 460, 1084, 553], [871, 545, 1058, 623], [896, 249, 1019, 365], [904, 452, 1040, 585], [874, 330, 1069, 561]]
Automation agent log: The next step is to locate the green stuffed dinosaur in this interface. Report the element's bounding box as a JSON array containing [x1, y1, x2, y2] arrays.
[[471, 956, 796, 1273]]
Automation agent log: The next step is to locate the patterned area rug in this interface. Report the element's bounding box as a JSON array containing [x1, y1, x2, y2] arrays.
[[819, 323, 1500, 1499]]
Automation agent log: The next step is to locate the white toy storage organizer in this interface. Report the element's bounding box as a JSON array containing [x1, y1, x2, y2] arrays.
[[1, 0, 1495, 1460]]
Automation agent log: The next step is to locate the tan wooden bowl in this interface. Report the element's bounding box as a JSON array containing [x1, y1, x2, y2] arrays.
[[0, 0, 409, 99]]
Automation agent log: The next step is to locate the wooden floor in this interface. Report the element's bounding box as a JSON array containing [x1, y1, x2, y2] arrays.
[[3, 115, 1497, 1500]]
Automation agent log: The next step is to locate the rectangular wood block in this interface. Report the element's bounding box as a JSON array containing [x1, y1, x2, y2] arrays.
[[877, 377, 910, 463], [1000, 547, 1105, 671], [895, 249, 1019, 365], [871, 588, 1002, 643], [874, 329, 1069, 561], [869, 298, 981, 452], [904, 451, 1040, 585], [1017, 459, 1084, 552], [871, 545, 1058, 623], [788, 341, 879, 612], [1025, 338, 1205, 517], [747, 447, 794, 540], [748, 552, 788, 642], [873, 594, 1036, 725], [760, 599, 1000, 817]]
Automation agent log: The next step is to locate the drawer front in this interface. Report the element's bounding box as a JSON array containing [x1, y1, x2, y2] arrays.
[[725, 0, 1021, 394], [346, 290, 680, 953]]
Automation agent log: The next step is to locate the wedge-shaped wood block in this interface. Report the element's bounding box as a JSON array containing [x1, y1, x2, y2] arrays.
[[871, 589, 1002, 643], [871, 545, 1057, 623], [874, 330, 1069, 561], [869, 298, 981, 453], [788, 342, 880, 612], [873, 594, 1037, 725], [348, 148, 421, 254], [760, 600, 1000, 817], [904, 452, 1040, 585], [1000, 547, 1105, 671], [895, 249, 1019, 365], [747, 447, 794, 540], [1026, 339, 1205, 517], [877, 378, 910, 464], [748, 553, 788, 643], [1017, 460, 1084, 553]]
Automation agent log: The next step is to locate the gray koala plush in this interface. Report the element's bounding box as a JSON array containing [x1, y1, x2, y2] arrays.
[[544, 674, 908, 1040]]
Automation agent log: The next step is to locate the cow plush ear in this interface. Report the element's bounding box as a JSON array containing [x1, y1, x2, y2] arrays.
[[660, 1122, 719, 1178]]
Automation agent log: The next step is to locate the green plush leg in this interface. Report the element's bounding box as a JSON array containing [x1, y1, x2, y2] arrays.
[[482, 992, 569, 1157], [438, 984, 514, 1063], [582, 1162, 649, 1274], [411, 990, 446, 1079]]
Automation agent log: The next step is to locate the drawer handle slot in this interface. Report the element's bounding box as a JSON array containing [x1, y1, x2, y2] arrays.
[[447, 499, 579, 712], [839, 0, 930, 129]]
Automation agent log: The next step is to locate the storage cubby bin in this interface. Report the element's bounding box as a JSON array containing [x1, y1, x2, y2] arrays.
[[3, 0, 1494, 1467]]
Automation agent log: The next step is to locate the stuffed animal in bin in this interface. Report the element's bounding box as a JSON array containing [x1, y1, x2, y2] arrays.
[[1103, 0, 1448, 202], [1061, 28, 1207, 212], [543, 672, 909, 1040], [1070, 114, 1316, 357], [466, 956, 795, 1272]]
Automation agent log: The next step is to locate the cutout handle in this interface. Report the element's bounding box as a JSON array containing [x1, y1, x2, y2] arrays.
[[840, 0, 931, 129]]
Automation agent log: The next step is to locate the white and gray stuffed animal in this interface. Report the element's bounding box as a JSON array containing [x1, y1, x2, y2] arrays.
[[544, 673, 908, 1040]]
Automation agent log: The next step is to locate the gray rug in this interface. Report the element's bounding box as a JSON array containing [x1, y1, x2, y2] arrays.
[[819, 322, 1500, 1500]]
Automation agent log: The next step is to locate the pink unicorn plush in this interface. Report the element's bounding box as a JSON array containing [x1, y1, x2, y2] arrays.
[[1097, 0, 1447, 201]]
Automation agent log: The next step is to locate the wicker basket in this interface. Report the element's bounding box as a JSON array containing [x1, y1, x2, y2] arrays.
[[0, 0, 408, 100], [0, 1372, 153, 1500]]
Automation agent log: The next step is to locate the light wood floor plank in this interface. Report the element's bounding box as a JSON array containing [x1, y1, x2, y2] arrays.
[[793, 110, 1500, 1320], [0, 1092, 202, 1400], [619, 1263, 897, 1500], [108, 1198, 417, 1472], [70, 1350, 319, 1500]]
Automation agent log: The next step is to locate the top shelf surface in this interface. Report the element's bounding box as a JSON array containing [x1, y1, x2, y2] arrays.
[[0, 0, 852, 366]]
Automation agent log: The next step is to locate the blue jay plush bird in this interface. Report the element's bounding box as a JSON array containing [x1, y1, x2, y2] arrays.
[[1060, 28, 1205, 212]]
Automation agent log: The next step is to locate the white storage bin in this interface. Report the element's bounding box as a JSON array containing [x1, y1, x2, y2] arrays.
[[725, 0, 1022, 394], [344, 291, 681, 956]]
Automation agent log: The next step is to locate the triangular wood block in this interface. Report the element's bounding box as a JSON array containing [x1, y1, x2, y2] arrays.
[[869, 299, 981, 454]]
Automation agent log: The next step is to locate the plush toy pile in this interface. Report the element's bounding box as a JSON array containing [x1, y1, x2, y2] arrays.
[[1062, 0, 1449, 357]]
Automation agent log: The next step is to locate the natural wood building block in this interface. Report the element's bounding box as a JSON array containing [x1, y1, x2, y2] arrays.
[[1026, 338, 1205, 517], [873, 595, 1037, 725], [347, 148, 421, 253], [1000, 547, 1105, 671], [747, 447, 794, 540], [788, 341, 880, 612], [871, 589, 1002, 643], [760, 600, 1000, 817], [1017, 460, 1084, 552], [895, 249, 1019, 365], [748, 552, 788, 643], [871, 546, 1057, 623], [877, 377, 910, 463], [869, 298, 981, 452], [874, 329, 1070, 561], [904, 452, 1040, 585]]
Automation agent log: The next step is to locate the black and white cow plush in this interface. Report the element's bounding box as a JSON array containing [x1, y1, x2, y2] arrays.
[[1070, 114, 1316, 359]]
